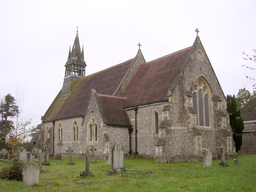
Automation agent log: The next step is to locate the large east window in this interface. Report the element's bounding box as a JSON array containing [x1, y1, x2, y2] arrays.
[[192, 78, 211, 127]]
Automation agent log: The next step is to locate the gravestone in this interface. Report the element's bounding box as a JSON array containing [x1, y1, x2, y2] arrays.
[[78, 147, 94, 178], [233, 159, 238, 165], [54, 153, 63, 160], [90, 145, 97, 163], [104, 149, 112, 166], [106, 141, 125, 175], [42, 146, 50, 166], [38, 149, 46, 173], [203, 148, 212, 168], [219, 145, 229, 167], [66, 147, 75, 165], [0, 149, 8, 159], [19, 147, 27, 163], [22, 161, 39, 186]]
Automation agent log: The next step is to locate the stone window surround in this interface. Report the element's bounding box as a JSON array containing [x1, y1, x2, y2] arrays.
[[87, 117, 98, 145], [72, 121, 79, 142], [152, 110, 160, 137], [57, 123, 63, 142], [192, 77, 212, 128]]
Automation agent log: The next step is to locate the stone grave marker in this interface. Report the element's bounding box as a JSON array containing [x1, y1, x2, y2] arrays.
[[106, 141, 125, 175], [78, 147, 94, 178], [19, 147, 27, 163], [0, 149, 8, 159], [104, 149, 112, 166], [233, 159, 238, 165], [38, 149, 46, 173], [203, 148, 212, 168], [22, 161, 39, 186], [54, 153, 63, 160], [42, 146, 50, 166], [66, 147, 75, 165], [90, 145, 97, 163], [219, 145, 229, 167]]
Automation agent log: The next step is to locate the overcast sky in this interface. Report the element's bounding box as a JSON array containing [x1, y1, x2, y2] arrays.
[[1, 0, 256, 128]]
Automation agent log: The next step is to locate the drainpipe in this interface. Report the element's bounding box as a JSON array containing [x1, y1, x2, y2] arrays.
[[128, 127, 133, 156], [134, 106, 138, 155], [53, 121, 55, 154]]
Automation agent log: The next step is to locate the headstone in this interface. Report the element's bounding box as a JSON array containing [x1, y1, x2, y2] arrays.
[[104, 150, 112, 166], [19, 147, 27, 163], [42, 146, 50, 166], [90, 145, 97, 163], [0, 149, 8, 159], [54, 153, 63, 160], [38, 149, 46, 173], [219, 145, 229, 167], [78, 147, 94, 178], [106, 141, 125, 175], [22, 161, 39, 186], [66, 147, 75, 165], [203, 148, 212, 168], [233, 159, 238, 165]]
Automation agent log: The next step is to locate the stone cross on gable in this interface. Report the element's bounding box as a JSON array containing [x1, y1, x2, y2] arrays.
[[195, 28, 199, 37], [66, 147, 75, 165], [138, 43, 142, 50]]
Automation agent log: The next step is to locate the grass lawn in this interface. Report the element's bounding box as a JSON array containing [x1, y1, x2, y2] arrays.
[[0, 155, 255, 192]]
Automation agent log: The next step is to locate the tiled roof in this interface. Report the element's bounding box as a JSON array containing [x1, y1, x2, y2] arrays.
[[241, 98, 256, 121], [97, 94, 131, 127], [123, 47, 192, 107], [43, 59, 134, 122]]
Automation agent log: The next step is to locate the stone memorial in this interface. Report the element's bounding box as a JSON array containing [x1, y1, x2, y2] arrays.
[[0, 149, 8, 159], [104, 149, 112, 166], [66, 147, 75, 165], [42, 146, 50, 166], [38, 149, 46, 173], [233, 159, 238, 165], [19, 147, 27, 163], [78, 147, 94, 178], [219, 145, 229, 167], [22, 161, 40, 186], [90, 145, 97, 163], [106, 141, 125, 175], [203, 148, 212, 168]]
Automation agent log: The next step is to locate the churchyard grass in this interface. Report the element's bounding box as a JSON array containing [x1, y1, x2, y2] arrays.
[[0, 155, 255, 192]]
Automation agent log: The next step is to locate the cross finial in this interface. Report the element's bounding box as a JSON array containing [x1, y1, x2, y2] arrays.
[[77, 26, 79, 32], [138, 43, 142, 50], [195, 28, 199, 37]]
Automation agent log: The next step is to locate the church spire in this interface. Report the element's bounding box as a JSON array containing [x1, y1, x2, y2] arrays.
[[64, 30, 86, 78]]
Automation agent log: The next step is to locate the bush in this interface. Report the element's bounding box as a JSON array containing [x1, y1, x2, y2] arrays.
[[8, 159, 23, 181], [0, 167, 10, 179]]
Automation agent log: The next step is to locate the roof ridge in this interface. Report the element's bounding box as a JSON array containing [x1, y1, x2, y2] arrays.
[[144, 46, 192, 65], [80, 58, 134, 80], [97, 94, 127, 99]]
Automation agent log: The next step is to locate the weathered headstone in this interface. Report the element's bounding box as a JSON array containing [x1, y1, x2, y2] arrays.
[[203, 148, 212, 168], [42, 146, 50, 166], [219, 145, 229, 167], [0, 149, 8, 159], [22, 161, 39, 186], [66, 147, 75, 165], [106, 141, 125, 175], [38, 149, 46, 173], [54, 153, 63, 160], [90, 145, 97, 163], [19, 147, 27, 163], [104, 149, 112, 166], [233, 159, 238, 165], [78, 147, 94, 178]]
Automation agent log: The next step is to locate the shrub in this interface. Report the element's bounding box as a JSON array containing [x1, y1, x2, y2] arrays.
[[0, 167, 10, 179], [8, 159, 23, 181]]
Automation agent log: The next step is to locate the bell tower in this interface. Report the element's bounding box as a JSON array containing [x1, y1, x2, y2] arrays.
[[61, 30, 86, 95]]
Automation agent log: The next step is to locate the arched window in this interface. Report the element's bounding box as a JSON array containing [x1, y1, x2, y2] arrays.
[[72, 122, 79, 141], [155, 112, 159, 134], [57, 124, 63, 142], [192, 78, 211, 127], [88, 118, 98, 144]]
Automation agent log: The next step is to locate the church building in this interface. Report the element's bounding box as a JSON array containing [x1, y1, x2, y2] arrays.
[[35, 29, 236, 162]]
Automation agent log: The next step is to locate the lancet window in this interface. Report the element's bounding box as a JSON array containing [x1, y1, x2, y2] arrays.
[[72, 122, 79, 141], [88, 118, 98, 144], [57, 124, 63, 142], [192, 78, 211, 127]]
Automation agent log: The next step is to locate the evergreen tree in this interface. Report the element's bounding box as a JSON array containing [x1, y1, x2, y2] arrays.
[[227, 95, 244, 152]]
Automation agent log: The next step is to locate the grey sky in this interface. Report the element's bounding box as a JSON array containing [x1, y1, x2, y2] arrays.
[[0, 0, 256, 128]]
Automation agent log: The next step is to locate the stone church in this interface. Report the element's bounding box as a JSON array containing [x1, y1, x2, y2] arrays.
[[34, 29, 236, 162]]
